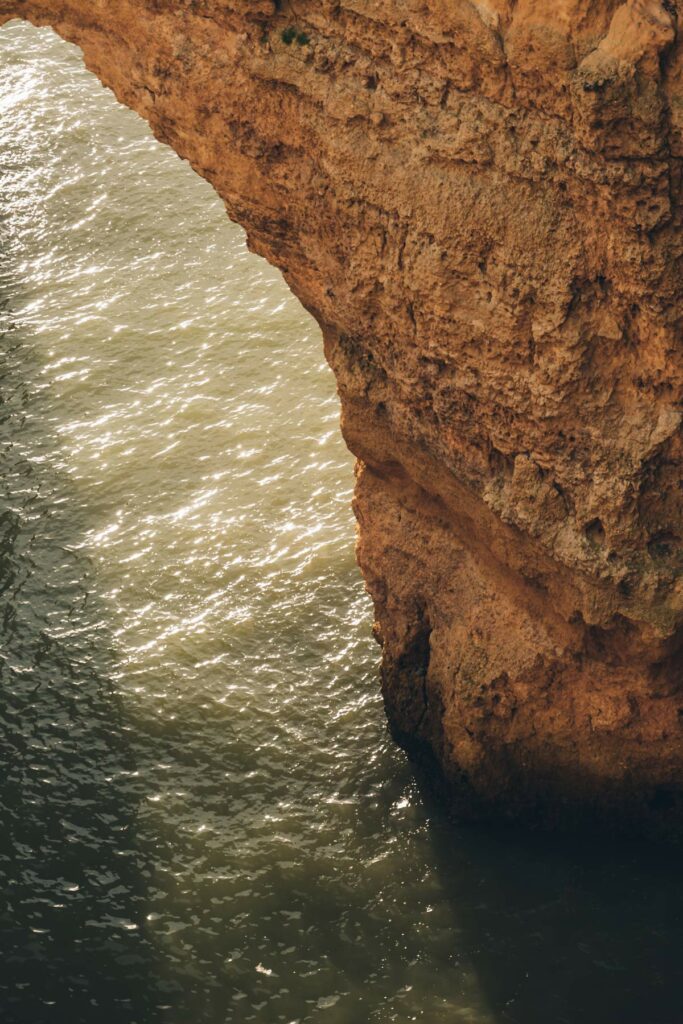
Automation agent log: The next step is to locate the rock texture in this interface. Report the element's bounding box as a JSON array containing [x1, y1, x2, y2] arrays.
[[2, 0, 682, 836]]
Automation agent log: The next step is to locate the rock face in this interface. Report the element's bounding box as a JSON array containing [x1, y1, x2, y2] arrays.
[[2, 0, 682, 836]]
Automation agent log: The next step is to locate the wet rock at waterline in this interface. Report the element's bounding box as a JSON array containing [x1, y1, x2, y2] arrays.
[[2, 0, 682, 838]]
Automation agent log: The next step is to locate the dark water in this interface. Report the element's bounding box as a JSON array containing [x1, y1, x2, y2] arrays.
[[1, 20, 683, 1024]]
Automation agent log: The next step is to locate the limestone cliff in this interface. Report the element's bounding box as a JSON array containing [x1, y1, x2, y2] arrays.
[[2, 0, 682, 837]]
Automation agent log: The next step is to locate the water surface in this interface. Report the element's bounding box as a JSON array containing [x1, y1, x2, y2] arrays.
[[1, 21, 683, 1024]]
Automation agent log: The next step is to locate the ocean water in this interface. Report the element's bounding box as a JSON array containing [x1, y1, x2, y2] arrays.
[[1, 20, 683, 1024]]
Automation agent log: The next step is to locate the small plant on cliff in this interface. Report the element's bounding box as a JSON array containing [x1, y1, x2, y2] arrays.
[[280, 26, 311, 45]]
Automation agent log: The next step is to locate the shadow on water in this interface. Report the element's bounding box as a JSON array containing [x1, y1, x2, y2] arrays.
[[422, 785, 683, 1024], [0, 279, 170, 1023]]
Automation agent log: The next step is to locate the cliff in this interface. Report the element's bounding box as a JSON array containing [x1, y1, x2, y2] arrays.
[[2, 0, 682, 837]]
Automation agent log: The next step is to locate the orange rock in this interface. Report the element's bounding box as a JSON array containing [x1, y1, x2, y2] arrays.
[[2, 0, 681, 837]]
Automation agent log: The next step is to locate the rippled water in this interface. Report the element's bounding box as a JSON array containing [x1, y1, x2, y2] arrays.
[[2, 21, 683, 1024]]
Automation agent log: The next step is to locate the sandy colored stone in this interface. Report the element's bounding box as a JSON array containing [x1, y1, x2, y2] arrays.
[[1, 0, 681, 836]]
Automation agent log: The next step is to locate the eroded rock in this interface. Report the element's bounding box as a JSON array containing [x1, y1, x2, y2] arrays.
[[2, 0, 681, 837]]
